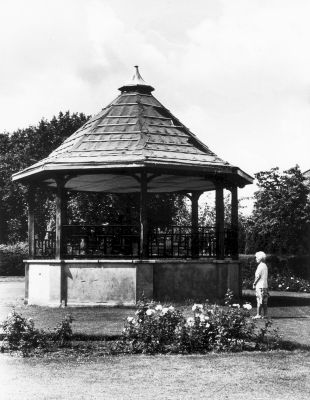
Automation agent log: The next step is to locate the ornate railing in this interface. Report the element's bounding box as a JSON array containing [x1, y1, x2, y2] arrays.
[[34, 231, 56, 258], [33, 224, 233, 259], [148, 226, 216, 258], [63, 224, 140, 258]]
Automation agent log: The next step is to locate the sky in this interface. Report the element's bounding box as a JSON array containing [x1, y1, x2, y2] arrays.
[[1, 0, 310, 202]]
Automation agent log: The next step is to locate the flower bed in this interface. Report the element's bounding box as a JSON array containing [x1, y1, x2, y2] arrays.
[[116, 294, 280, 354], [241, 255, 310, 293], [1, 293, 281, 357]]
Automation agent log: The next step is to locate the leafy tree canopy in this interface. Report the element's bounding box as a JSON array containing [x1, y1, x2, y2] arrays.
[[0, 112, 188, 243], [0, 112, 89, 242], [246, 166, 310, 255]]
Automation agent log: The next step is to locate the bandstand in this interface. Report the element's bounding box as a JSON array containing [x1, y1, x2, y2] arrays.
[[12, 67, 253, 306]]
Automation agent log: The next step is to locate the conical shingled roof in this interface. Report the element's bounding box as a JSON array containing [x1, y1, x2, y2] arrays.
[[12, 67, 253, 193]]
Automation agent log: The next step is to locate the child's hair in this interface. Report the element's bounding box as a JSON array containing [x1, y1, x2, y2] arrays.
[[255, 251, 266, 262]]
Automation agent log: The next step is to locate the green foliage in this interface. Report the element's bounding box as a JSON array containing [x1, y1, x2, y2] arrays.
[[121, 301, 184, 354], [0, 111, 189, 244], [66, 192, 188, 229], [268, 273, 310, 292], [1, 310, 47, 356], [0, 242, 28, 275], [52, 315, 74, 347], [1, 310, 74, 357], [0, 112, 89, 243], [120, 294, 279, 354], [246, 166, 310, 254], [241, 254, 310, 292], [199, 192, 249, 253]]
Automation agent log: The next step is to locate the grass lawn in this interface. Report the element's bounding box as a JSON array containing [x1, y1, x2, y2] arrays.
[[0, 278, 310, 346], [1, 277, 310, 399], [1, 350, 310, 399]]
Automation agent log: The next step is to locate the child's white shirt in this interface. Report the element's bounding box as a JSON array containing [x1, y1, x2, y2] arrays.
[[255, 262, 268, 289]]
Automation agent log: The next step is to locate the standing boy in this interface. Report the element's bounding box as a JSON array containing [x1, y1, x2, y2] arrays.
[[253, 251, 269, 319]]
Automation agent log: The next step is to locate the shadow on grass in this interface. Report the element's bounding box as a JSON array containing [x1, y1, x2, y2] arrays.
[[279, 340, 310, 351], [72, 333, 121, 341], [71, 335, 310, 353]]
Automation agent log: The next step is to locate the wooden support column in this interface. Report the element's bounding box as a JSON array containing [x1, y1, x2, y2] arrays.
[[27, 184, 36, 259], [191, 191, 202, 258], [55, 178, 67, 260], [215, 185, 225, 260], [230, 186, 239, 260], [55, 178, 67, 306], [139, 171, 148, 258]]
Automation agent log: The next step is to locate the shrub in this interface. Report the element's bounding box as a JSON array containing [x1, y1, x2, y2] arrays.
[[268, 273, 310, 293], [241, 254, 310, 293], [53, 315, 73, 347], [1, 309, 47, 356], [0, 242, 28, 276], [0, 310, 74, 356], [122, 301, 184, 354], [120, 294, 279, 354]]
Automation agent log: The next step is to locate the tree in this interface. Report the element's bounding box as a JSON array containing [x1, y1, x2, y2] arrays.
[[0, 112, 89, 243], [0, 112, 188, 243], [246, 166, 310, 255]]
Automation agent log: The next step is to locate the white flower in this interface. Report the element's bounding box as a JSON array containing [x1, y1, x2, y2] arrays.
[[186, 317, 195, 327], [192, 304, 203, 312], [199, 314, 210, 323], [286, 287, 289, 290], [135, 310, 140, 315], [232, 304, 240, 308], [127, 317, 134, 323], [146, 309, 155, 316], [162, 307, 169, 315], [168, 306, 175, 312], [243, 303, 252, 310], [155, 305, 163, 311], [278, 284, 282, 287], [205, 323, 210, 329], [291, 277, 294, 280]]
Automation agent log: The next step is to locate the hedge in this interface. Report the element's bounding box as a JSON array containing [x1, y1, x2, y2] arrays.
[[0, 242, 28, 276]]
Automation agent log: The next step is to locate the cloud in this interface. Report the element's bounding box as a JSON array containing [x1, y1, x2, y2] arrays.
[[0, 0, 309, 181]]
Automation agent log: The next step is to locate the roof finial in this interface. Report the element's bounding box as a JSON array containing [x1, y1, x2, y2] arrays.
[[119, 66, 154, 93], [132, 65, 145, 84]]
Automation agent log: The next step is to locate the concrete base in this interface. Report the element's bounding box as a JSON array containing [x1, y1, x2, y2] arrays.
[[24, 259, 240, 307]]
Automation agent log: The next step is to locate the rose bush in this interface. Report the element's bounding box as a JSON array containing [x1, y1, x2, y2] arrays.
[[241, 255, 310, 293], [121, 300, 184, 354], [120, 293, 280, 354], [268, 273, 310, 293], [0, 309, 74, 356]]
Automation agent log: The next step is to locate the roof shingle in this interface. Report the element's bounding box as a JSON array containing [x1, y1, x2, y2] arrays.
[[12, 67, 253, 191]]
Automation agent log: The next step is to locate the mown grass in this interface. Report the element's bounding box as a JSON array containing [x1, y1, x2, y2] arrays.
[[1, 278, 309, 347], [1, 279, 309, 399], [1, 350, 310, 400]]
